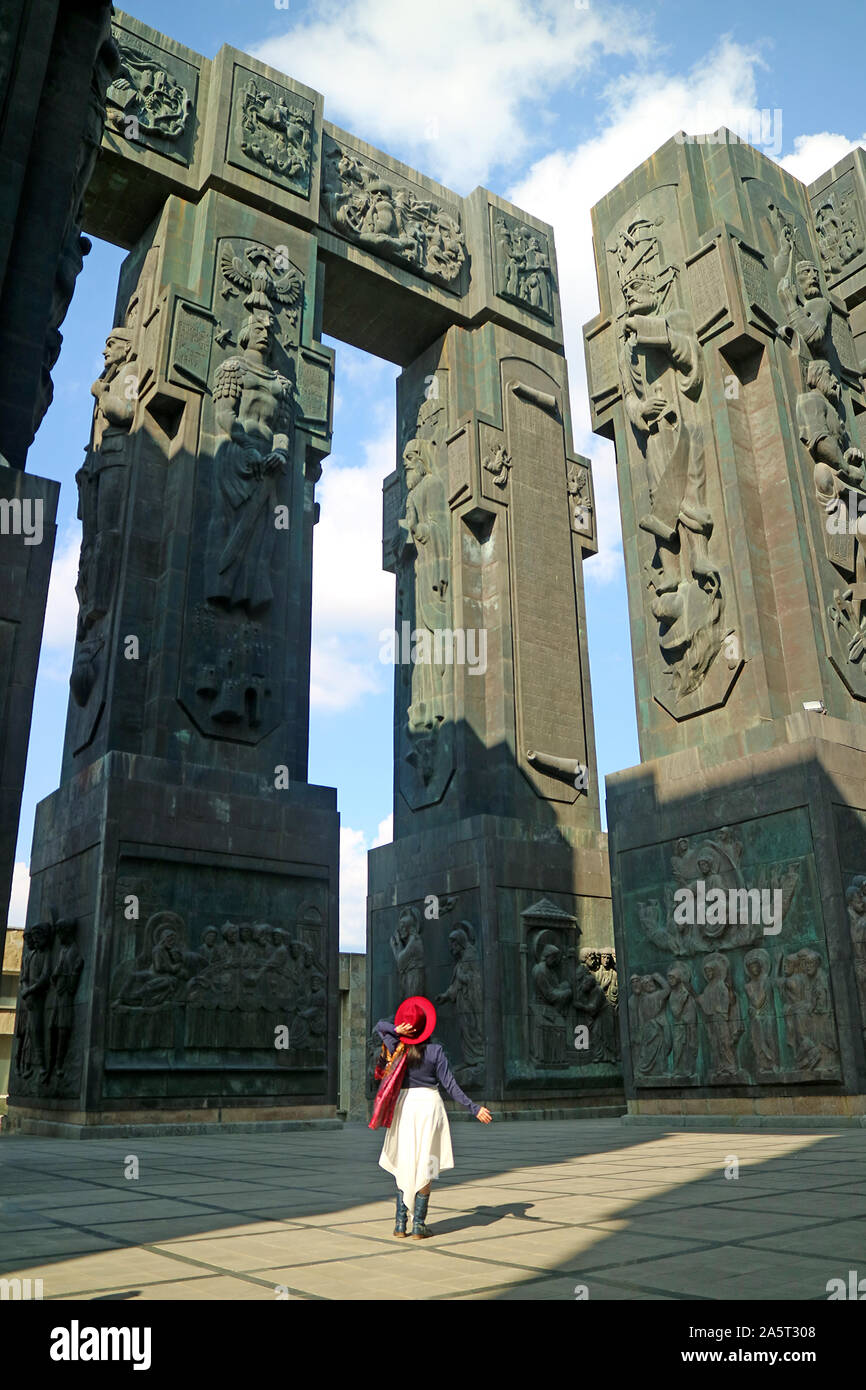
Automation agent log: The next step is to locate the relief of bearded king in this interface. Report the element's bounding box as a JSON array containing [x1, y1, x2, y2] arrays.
[[610, 218, 722, 699]]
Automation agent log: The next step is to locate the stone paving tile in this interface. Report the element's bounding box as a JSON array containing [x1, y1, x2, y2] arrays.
[[592, 1244, 843, 1300], [741, 1219, 866, 1262], [713, 1190, 866, 1220], [0, 1249, 210, 1297], [588, 1206, 817, 1243], [454, 1273, 676, 1300], [258, 1248, 537, 1299], [66, 1215, 279, 1245], [48, 1198, 224, 1225], [0, 1228, 126, 1258], [285, 1200, 400, 1227], [0, 1208, 72, 1232], [440, 1224, 711, 1274], [335, 1213, 568, 1247], [78, 1275, 291, 1301], [151, 1226, 395, 1272], [1, 1121, 864, 1299]]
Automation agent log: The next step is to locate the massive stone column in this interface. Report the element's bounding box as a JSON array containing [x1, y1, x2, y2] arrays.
[[585, 129, 866, 1119], [368, 311, 618, 1114], [6, 189, 339, 1135], [0, 0, 115, 966]]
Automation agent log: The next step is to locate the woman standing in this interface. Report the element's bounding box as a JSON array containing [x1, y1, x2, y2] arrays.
[[372, 996, 491, 1239]]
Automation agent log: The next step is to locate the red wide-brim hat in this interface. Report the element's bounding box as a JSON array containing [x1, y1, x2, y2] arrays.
[[395, 995, 436, 1044]]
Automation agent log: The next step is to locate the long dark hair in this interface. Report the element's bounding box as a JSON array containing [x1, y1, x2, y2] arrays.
[[405, 1042, 426, 1065]]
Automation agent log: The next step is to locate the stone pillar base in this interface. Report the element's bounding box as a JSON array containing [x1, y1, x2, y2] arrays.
[[608, 716, 866, 1106], [1, 1104, 340, 1139], [368, 815, 621, 1107], [9, 752, 340, 1119]]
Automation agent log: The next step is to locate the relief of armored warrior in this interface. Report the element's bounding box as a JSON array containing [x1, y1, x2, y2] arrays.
[[208, 309, 295, 613]]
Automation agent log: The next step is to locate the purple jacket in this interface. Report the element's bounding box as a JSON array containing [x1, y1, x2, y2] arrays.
[[375, 1018, 481, 1116]]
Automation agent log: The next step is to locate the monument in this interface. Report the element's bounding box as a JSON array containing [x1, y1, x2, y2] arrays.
[[0, 0, 116, 996], [585, 130, 866, 1119], [5, 9, 618, 1134]]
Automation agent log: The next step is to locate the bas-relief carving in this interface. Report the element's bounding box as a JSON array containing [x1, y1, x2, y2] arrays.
[[623, 816, 841, 1086], [390, 904, 428, 997], [609, 217, 726, 703], [482, 443, 512, 489], [567, 460, 593, 538], [321, 137, 467, 289], [12, 918, 84, 1098], [234, 74, 313, 192], [765, 202, 866, 691], [435, 922, 484, 1086], [814, 174, 865, 278], [492, 211, 554, 321], [180, 238, 306, 742], [521, 898, 619, 1069], [392, 385, 455, 805], [844, 874, 866, 1041], [106, 38, 192, 144], [629, 948, 839, 1085], [384, 899, 483, 1085], [71, 326, 137, 713], [108, 890, 327, 1062]]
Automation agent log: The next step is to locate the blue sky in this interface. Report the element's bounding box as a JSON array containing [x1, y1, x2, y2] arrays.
[[13, 0, 866, 945]]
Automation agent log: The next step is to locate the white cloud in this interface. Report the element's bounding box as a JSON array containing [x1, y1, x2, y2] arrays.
[[39, 523, 80, 681], [253, 0, 649, 190], [780, 132, 866, 186], [339, 816, 391, 950], [372, 813, 392, 848], [8, 861, 30, 929], [310, 635, 384, 712], [311, 422, 397, 712], [506, 38, 796, 585]]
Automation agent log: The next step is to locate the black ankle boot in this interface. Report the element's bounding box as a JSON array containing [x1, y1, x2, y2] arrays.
[[411, 1192, 432, 1238], [394, 1190, 408, 1237]]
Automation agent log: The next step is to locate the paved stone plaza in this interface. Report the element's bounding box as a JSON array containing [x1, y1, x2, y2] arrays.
[[1, 1119, 864, 1301]]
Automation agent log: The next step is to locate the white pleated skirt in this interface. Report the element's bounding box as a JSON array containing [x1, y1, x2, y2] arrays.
[[379, 1086, 454, 1208]]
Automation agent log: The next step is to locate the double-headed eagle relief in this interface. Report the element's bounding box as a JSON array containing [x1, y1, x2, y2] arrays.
[[322, 138, 467, 289], [610, 217, 724, 701], [238, 77, 312, 184]]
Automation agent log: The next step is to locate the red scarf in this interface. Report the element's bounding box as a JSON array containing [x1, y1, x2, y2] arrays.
[[368, 1042, 408, 1129]]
